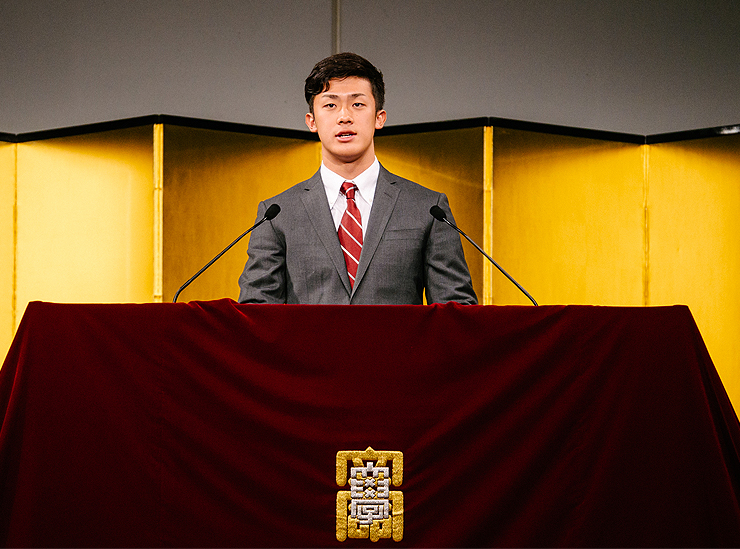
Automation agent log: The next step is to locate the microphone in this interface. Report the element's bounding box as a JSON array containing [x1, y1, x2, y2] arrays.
[[172, 204, 281, 303], [430, 205, 538, 306]]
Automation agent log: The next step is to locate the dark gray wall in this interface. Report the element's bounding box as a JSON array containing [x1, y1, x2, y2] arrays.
[[1, 0, 738, 135]]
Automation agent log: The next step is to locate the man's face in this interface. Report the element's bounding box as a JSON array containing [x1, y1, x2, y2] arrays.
[[305, 76, 387, 174]]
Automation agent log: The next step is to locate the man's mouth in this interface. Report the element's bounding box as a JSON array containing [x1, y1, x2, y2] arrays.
[[336, 131, 356, 139]]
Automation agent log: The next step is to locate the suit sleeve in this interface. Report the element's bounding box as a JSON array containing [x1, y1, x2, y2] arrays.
[[424, 193, 478, 305], [237, 201, 287, 303]]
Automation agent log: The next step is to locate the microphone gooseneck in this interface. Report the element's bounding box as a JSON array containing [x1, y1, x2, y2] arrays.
[[173, 204, 281, 303], [430, 206, 538, 306]]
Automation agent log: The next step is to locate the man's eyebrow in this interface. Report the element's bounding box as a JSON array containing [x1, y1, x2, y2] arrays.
[[320, 92, 369, 99]]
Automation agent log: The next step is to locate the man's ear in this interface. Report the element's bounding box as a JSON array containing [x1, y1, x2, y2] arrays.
[[305, 112, 318, 133], [375, 110, 387, 130]]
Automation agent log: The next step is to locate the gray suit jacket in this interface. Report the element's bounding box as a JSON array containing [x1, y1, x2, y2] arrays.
[[237, 165, 477, 305]]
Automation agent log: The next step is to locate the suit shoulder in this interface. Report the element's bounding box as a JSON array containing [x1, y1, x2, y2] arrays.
[[253, 172, 319, 207], [381, 168, 444, 199]]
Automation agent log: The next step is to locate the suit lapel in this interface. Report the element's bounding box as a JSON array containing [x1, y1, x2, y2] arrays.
[[300, 171, 353, 294], [354, 166, 400, 293]]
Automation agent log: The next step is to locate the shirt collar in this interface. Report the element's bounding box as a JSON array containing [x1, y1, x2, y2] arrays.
[[321, 158, 380, 206]]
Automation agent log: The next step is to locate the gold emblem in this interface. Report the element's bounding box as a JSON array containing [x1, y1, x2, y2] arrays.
[[336, 447, 404, 542]]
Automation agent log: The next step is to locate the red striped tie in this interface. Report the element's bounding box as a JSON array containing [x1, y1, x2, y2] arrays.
[[339, 181, 363, 288]]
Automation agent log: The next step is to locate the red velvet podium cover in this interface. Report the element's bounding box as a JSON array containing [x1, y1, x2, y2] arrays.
[[1, 300, 739, 547]]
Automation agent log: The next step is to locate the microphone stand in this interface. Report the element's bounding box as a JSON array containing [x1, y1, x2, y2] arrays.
[[172, 204, 280, 303], [430, 206, 538, 306]]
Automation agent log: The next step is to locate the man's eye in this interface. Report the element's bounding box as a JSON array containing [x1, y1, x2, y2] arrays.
[[324, 103, 336, 108], [353, 102, 365, 107]]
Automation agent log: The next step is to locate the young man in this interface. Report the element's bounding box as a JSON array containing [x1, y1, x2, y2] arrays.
[[237, 53, 477, 305]]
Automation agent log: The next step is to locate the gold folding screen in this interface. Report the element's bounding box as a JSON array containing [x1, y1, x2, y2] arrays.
[[488, 129, 648, 306], [1, 127, 156, 357], [162, 125, 319, 303], [0, 143, 15, 357], [648, 135, 740, 395], [1, 120, 739, 412], [14, 128, 155, 306]]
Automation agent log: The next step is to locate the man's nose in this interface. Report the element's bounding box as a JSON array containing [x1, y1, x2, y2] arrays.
[[338, 106, 352, 122]]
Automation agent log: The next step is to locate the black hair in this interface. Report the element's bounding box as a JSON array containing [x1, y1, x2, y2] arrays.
[[304, 52, 385, 114]]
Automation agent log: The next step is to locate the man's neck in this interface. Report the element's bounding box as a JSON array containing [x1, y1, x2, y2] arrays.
[[321, 149, 377, 180]]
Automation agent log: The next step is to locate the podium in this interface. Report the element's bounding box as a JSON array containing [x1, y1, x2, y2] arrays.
[[1, 300, 739, 547]]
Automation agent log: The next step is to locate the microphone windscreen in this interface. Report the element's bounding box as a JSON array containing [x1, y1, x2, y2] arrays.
[[264, 204, 281, 220], [430, 205, 447, 221]]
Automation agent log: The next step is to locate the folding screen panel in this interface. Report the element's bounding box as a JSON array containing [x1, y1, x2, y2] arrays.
[[14, 127, 155, 320], [162, 125, 319, 303], [649, 135, 740, 406], [0, 143, 15, 356], [489, 128, 646, 306]]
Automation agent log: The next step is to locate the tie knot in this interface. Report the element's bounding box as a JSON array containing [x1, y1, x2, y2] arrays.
[[341, 181, 357, 200]]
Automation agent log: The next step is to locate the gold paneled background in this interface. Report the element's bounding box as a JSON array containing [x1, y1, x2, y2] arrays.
[[2, 122, 739, 413], [162, 126, 320, 303], [14, 128, 155, 311], [0, 143, 15, 357], [648, 135, 740, 396], [490, 129, 647, 306]]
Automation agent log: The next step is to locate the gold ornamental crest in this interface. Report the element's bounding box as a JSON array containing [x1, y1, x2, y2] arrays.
[[336, 447, 404, 542]]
